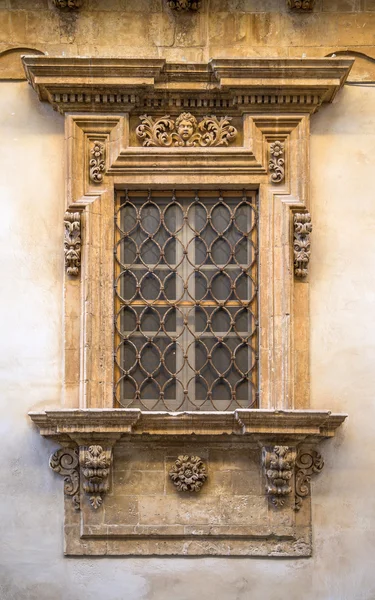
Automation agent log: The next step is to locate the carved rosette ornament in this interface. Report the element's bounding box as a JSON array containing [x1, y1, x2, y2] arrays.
[[287, 0, 315, 9], [269, 140, 285, 183], [53, 0, 82, 8], [169, 455, 207, 492], [50, 448, 80, 510], [263, 446, 296, 507], [136, 113, 237, 147], [80, 445, 112, 509], [294, 212, 312, 277], [295, 449, 324, 511], [64, 211, 81, 276], [89, 141, 105, 183], [167, 0, 201, 9]]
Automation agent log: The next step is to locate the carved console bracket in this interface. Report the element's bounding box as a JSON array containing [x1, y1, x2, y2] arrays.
[[169, 455, 207, 492], [64, 211, 81, 276], [50, 447, 80, 510], [295, 448, 324, 510], [262, 445, 296, 507], [80, 445, 112, 509], [294, 212, 312, 277]]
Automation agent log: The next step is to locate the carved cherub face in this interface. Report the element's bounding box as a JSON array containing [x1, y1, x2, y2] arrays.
[[176, 113, 197, 141]]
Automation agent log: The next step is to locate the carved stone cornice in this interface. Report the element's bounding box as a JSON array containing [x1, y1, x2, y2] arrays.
[[22, 57, 354, 116], [29, 409, 347, 441]]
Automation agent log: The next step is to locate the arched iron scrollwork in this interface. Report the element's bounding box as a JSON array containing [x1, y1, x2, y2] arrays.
[[114, 189, 258, 411]]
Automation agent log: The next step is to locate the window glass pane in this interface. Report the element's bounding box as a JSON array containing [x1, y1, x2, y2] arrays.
[[114, 190, 258, 411]]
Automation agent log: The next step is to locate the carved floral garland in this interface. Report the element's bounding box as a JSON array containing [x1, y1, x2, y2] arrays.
[[169, 455, 207, 492], [269, 140, 285, 183], [136, 112, 237, 147]]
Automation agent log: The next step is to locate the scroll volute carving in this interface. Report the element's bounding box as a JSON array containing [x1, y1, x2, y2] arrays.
[[136, 113, 237, 147], [50, 447, 80, 510]]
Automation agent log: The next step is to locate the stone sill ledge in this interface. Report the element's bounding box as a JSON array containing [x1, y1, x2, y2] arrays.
[[29, 408, 347, 442]]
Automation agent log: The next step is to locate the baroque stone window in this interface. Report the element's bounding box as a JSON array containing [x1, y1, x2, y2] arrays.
[[114, 189, 258, 411], [26, 57, 352, 557]]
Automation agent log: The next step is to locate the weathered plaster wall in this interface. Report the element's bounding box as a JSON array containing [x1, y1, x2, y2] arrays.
[[1, 1, 375, 81], [1, 79, 375, 598]]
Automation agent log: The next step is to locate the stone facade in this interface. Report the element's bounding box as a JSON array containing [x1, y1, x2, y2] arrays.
[[1, 2, 375, 598]]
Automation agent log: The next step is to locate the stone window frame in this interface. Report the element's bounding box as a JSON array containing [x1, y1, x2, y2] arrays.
[[25, 57, 352, 556]]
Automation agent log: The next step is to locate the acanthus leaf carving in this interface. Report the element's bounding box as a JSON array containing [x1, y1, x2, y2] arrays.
[[89, 141, 105, 183], [269, 140, 285, 183], [167, 0, 201, 9], [80, 445, 112, 509], [64, 211, 81, 277], [263, 445, 296, 507], [294, 212, 312, 277], [49, 447, 80, 510], [295, 449, 324, 511], [53, 0, 82, 8], [169, 455, 207, 492], [136, 113, 237, 148]]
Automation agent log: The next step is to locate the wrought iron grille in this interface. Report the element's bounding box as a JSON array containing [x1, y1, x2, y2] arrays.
[[114, 190, 258, 411]]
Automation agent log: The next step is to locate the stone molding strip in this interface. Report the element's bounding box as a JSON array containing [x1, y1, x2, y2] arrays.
[[29, 409, 347, 440]]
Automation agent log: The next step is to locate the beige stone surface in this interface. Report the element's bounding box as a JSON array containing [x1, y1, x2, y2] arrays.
[[1, 0, 375, 581]]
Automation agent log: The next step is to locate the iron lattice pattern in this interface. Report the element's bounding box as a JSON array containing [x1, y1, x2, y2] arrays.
[[114, 190, 258, 411]]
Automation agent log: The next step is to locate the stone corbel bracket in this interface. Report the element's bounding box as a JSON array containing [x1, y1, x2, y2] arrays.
[[80, 444, 112, 509], [64, 211, 81, 276], [262, 445, 296, 507], [294, 212, 312, 277], [50, 440, 118, 510]]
